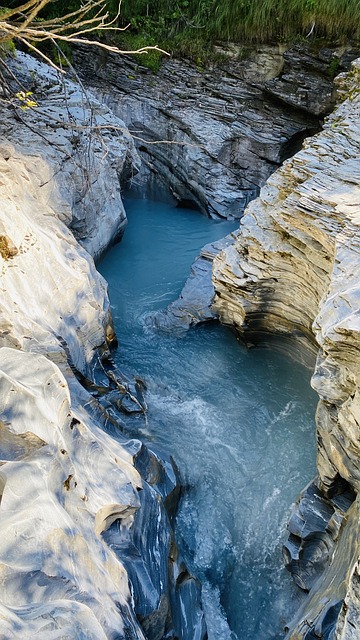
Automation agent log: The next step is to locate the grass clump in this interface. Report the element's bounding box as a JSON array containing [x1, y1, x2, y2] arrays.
[[118, 0, 360, 67], [212, 0, 360, 43], [119, 30, 165, 71]]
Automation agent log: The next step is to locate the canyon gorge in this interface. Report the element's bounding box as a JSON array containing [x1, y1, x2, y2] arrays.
[[0, 39, 359, 640]]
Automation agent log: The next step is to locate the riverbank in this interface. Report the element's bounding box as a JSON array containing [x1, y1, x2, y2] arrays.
[[0, 52, 205, 639]]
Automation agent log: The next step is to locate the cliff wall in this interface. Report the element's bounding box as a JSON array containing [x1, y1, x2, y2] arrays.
[[4, 52, 140, 261], [74, 43, 358, 219], [2, 44, 360, 639], [0, 53, 204, 640], [212, 59, 360, 638]]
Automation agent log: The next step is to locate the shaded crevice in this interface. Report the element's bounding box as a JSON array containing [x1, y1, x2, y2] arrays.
[[280, 126, 322, 163]]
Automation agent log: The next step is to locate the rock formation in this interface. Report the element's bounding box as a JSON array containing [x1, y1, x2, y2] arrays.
[[73, 43, 358, 219], [149, 234, 237, 333], [212, 59, 360, 638], [4, 51, 140, 261], [2, 39, 360, 639], [0, 53, 205, 639]]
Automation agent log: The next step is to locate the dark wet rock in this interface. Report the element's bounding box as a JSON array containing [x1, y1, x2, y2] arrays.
[[285, 496, 360, 640], [103, 368, 147, 414], [283, 480, 355, 591], [103, 485, 171, 639], [104, 444, 206, 640], [169, 543, 207, 640], [134, 444, 180, 518]]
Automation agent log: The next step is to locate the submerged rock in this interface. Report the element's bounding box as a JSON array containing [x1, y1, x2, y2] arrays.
[[212, 58, 360, 637]]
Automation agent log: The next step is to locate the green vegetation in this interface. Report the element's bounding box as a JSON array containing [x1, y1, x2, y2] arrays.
[[120, 31, 164, 71], [328, 55, 341, 77], [0, 0, 358, 71], [117, 0, 360, 64], [0, 0, 163, 73]]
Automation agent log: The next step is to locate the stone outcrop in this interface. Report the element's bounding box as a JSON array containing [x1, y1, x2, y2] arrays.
[[5, 51, 140, 260], [73, 43, 358, 219], [283, 481, 355, 592], [212, 59, 360, 638], [0, 53, 205, 639], [149, 234, 236, 333], [0, 348, 145, 639]]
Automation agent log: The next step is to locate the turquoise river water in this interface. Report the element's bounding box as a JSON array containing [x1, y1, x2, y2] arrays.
[[98, 198, 318, 640]]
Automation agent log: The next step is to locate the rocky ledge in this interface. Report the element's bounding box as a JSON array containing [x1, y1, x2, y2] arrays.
[[0, 53, 205, 639], [74, 42, 358, 219], [212, 59, 360, 638]]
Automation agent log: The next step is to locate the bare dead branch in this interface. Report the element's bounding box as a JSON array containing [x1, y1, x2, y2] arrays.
[[0, 0, 40, 22], [17, 36, 66, 72], [0, 0, 169, 75]]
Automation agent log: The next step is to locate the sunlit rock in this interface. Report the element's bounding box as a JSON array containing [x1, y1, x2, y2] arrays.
[[0, 53, 205, 639], [4, 51, 140, 260], [0, 348, 145, 639], [213, 58, 360, 638], [72, 44, 360, 219], [0, 142, 113, 376]]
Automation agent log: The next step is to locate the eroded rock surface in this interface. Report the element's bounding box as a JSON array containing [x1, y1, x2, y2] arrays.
[[73, 43, 358, 219], [283, 480, 355, 592], [4, 52, 140, 260], [150, 234, 237, 333], [0, 54, 205, 639], [212, 59, 360, 638], [0, 348, 144, 639]]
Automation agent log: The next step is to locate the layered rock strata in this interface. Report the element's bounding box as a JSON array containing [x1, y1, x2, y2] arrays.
[[212, 60, 360, 638], [0, 54, 205, 639], [74, 43, 358, 219]]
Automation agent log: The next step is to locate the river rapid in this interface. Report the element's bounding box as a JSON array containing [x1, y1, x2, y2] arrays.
[[98, 198, 318, 640]]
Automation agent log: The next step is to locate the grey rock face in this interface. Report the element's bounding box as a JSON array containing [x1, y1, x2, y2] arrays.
[[149, 234, 237, 333], [285, 495, 360, 640], [283, 480, 355, 591], [5, 51, 140, 260], [73, 43, 357, 219], [0, 54, 205, 640], [0, 141, 112, 376], [212, 59, 360, 638]]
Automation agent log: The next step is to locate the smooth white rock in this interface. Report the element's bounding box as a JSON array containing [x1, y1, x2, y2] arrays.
[[4, 51, 140, 260], [0, 55, 146, 639]]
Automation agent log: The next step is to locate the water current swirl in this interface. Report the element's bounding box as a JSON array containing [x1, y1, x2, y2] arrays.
[[98, 198, 318, 640]]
